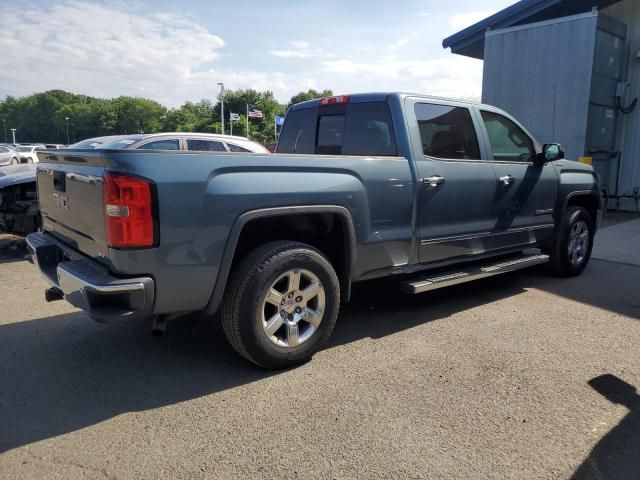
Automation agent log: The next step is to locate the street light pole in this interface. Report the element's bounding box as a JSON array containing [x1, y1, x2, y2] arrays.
[[10, 128, 16, 144], [65, 117, 70, 145], [217, 82, 225, 135], [2, 119, 6, 143]]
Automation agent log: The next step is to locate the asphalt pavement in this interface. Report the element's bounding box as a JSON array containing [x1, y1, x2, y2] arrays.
[[1, 217, 639, 479]]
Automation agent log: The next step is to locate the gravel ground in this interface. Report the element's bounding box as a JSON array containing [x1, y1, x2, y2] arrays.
[[1, 218, 639, 480]]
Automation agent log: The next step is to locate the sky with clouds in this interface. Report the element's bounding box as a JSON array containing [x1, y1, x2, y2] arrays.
[[0, 0, 514, 107]]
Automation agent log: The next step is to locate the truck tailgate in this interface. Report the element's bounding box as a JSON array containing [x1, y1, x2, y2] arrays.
[[37, 150, 108, 260]]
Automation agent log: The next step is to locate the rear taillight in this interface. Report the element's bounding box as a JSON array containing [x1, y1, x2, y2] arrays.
[[319, 95, 350, 106], [103, 173, 156, 248]]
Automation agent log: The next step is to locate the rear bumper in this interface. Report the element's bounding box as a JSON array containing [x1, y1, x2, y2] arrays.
[[26, 232, 155, 323]]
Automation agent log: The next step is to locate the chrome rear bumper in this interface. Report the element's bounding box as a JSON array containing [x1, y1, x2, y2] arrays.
[[26, 232, 155, 322]]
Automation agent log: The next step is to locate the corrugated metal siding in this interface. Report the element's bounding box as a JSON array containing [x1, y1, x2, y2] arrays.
[[603, 0, 640, 208], [482, 13, 598, 161]]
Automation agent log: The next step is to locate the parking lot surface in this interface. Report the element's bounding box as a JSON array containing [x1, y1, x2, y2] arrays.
[[1, 218, 639, 479]]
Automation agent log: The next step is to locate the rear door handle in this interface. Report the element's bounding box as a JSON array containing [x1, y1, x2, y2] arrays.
[[424, 175, 445, 187], [499, 175, 515, 186]]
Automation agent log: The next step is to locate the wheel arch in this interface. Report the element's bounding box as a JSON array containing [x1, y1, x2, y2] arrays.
[[564, 190, 600, 227], [205, 205, 357, 316]]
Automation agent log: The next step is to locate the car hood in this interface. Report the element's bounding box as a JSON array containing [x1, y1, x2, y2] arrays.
[[0, 164, 37, 188]]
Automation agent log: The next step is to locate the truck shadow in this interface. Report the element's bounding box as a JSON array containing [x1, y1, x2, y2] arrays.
[[1, 258, 638, 453], [0, 274, 526, 453]]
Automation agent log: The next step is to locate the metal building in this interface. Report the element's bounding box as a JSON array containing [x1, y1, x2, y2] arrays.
[[443, 0, 640, 211]]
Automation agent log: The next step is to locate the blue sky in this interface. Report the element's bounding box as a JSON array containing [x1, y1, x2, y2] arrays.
[[0, 0, 514, 106]]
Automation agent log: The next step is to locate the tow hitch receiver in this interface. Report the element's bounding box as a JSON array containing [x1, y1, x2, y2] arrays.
[[45, 286, 64, 302]]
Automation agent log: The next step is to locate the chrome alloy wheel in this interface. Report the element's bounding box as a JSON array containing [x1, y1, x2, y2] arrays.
[[261, 268, 325, 348], [568, 220, 590, 266]]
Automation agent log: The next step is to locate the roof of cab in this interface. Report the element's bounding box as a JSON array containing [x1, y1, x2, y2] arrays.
[[288, 92, 487, 111]]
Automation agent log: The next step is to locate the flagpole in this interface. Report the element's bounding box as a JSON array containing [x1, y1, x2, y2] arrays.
[[246, 104, 249, 139]]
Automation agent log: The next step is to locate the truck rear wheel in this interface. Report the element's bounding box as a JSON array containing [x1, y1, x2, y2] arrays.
[[546, 206, 594, 277], [221, 241, 340, 369]]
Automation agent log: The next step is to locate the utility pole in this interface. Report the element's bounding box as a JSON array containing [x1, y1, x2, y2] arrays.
[[65, 117, 70, 145], [10, 128, 16, 144], [2, 119, 6, 143], [218, 82, 225, 135]]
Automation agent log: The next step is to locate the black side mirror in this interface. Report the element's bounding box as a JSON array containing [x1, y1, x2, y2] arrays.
[[538, 143, 564, 163]]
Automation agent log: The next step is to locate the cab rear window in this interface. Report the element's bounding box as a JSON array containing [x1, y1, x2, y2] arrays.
[[277, 101, 397, 156]]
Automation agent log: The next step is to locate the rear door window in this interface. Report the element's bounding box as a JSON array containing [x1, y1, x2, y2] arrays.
[[414, 103, 480, 160], [277, 101, 397, 156], [226, 143, 250, 152], [186, 139, 227, 152], [136, 139, 180, 150]]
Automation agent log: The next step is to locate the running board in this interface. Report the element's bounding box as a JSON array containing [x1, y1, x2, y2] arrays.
[[400, 253, 549, 294]]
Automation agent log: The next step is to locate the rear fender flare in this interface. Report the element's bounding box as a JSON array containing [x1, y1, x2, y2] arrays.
[[205, 205, 357, 315]]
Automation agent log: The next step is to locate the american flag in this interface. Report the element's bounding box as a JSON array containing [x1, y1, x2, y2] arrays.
[[247, 107, 263, 118]]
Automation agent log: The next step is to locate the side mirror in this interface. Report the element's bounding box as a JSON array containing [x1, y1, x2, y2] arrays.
[[539, 143, 564, 163]]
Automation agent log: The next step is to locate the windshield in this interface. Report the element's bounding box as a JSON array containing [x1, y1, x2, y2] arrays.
[[17, 146, 33, 152], [98, 135, 147, 149]]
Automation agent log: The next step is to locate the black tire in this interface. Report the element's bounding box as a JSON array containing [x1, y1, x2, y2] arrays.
[[221, 241, 340, 369], [546, 206, 594, 277]]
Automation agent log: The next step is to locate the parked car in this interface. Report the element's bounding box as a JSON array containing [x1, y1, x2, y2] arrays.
[[15, 145, 46, 163], [0, 163, 39, 234], [96, 132, 270, 153], [44, 144, 66, 149], [26, 93, 600, 369], [67, 135, 129, 149], [0, 135, 127, 236], [0, 145, 19, 166]]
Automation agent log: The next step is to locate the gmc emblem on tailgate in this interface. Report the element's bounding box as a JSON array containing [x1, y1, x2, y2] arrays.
[[52, 193, 69, 210]]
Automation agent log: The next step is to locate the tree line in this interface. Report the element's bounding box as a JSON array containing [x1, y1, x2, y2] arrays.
[[0, 88, 333, 146]]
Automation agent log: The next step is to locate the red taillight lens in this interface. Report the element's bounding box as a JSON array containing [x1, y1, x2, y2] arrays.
[[319, 95, 350, 106], [103, 174, 155, 248]]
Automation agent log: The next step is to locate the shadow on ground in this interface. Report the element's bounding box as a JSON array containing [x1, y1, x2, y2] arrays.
[[1, 221, 638, 453], [572, 374, 640, 479], [0, 273, 527, 453], [0, 238, 27, 264]]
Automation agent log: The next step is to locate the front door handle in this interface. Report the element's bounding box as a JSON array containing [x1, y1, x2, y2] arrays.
[[424, 175, 445, 187], [499, 175, 515, 186]]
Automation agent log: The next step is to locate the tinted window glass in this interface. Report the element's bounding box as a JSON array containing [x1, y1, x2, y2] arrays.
[[277, 102, 397, 156], [136, 139, 180, 150], [316, 115, 345, 155], [187, 139, 226, 152], [277, 108, 316, 153], [414, 103, 480, 160], [481, 111, 534, 162], [0, 147, 7, 153], [226, 143, 250, 152], [341, 103, 397, 156]]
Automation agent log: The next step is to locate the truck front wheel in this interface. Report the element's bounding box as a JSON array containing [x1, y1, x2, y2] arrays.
[[547, 206, 594, 277], [221, 241, 340, 369]]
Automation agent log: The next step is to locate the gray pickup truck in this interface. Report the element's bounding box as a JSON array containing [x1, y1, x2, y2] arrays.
[[27, 93, 600, 368]]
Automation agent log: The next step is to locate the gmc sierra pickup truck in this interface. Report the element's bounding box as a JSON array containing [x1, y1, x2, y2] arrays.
[[27, 93, 600, 369]]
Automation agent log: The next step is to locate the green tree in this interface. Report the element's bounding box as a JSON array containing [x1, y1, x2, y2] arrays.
[[287, 89, 333, 108]]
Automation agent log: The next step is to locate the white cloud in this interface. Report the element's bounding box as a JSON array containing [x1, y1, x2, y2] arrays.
[[270, 50, 313, 59], [0, 1, 486, 105], [269, 40, 320, 60], [289, 41, 311, 49], [449, 10, 496, 30], [389, 37, 410, 50], [0, 1, 310, 105], [321, 56, 483, 100]]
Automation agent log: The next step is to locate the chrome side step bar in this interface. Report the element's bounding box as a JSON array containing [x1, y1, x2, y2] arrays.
[[400, 253, 549, 294]]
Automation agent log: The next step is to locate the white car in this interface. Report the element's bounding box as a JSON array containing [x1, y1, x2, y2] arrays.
[[0, 145, 19, 166], [15, 145, 46, 163], [96, 133, 271, 153]]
